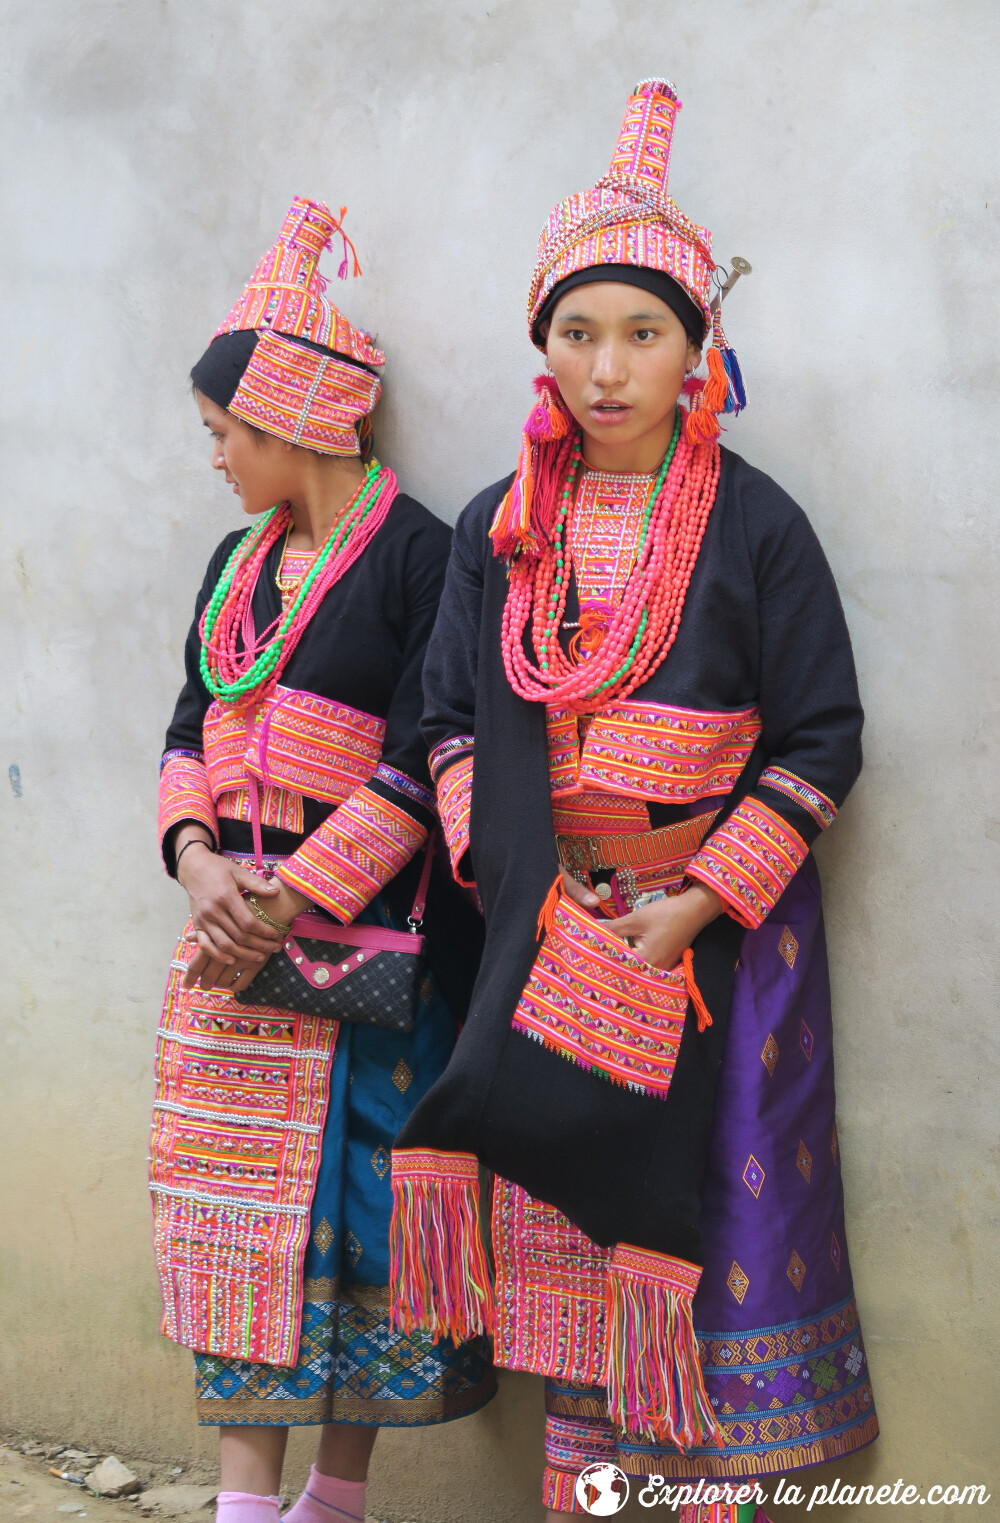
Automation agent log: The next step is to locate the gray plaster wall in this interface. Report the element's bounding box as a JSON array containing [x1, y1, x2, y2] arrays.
[[2, 2, 998, 1519]]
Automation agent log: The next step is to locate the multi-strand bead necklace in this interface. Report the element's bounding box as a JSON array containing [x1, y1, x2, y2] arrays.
[[199, 460, 397, 705], [500, 412, 720, 713]]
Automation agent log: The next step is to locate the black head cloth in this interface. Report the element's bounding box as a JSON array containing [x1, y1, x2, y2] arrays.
[[532, 264, 706, 350]]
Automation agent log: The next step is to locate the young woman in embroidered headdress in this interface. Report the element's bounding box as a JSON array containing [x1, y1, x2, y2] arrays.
[[389, 82, 879, 1520], [151, 198, 494, 1523]]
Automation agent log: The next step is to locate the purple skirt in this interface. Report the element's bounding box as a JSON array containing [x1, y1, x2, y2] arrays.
[[618, 853, 879, 1478]]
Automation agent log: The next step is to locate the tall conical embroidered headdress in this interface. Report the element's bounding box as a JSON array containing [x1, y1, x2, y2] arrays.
[[488, 79, 747, 562], [527, 78, 746, 441], [197, 196, 385, 456]]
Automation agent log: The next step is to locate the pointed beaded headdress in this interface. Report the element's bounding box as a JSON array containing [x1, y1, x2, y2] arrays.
[[213, 197, 386, 456], [526, 78, 746, 442], [489, 79, 748, 564]]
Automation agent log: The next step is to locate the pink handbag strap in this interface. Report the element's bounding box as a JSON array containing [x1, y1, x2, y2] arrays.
[[245, 709, 435, 926], [245, 708, 271, 876], [408, 827, 436, 928]]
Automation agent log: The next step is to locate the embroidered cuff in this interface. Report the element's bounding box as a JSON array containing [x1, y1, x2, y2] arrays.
[[369, 761, 436, 819], [277, 782, 427, 922], [686, 798, 808, 929], [759, 765, 837, 830], [430, 739, 474, 887], [158, 751, 218, 865], [429, 735, 474, 782]]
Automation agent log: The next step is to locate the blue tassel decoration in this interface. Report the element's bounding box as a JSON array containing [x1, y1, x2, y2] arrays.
[[721, 346, 746, 415]]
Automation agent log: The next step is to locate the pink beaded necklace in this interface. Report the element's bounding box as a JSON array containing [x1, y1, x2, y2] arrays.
[[500, 425, 720, 713]]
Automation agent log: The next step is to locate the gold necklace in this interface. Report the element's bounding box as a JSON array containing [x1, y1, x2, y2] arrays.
[[275, 526, 317, 605]]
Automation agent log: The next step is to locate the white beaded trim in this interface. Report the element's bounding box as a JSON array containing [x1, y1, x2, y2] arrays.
[[150, 1182, 310, 1217], [153, 1100, 321, 1135]]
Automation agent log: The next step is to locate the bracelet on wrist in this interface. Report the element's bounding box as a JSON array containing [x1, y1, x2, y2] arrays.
[[175, 836, 217, 872], [247, 894, 292, 937]]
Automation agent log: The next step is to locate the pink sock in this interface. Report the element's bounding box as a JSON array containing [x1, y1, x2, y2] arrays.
[[216, 1493, 282, 1523], [282, 1466, 367, 1523]]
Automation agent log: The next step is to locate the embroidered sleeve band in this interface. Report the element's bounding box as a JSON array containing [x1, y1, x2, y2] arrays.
[[369, 761, 436, 817], [431, 744, 474, 887], [277, 783, 427, 922], [159, 751, 218, 853], [686, 798, 808, 929], [759, 765, 837, 830], [429, 734, 474, 783]]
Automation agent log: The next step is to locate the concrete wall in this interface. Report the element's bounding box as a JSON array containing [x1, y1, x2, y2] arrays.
[[2, 1, 997, 1518]]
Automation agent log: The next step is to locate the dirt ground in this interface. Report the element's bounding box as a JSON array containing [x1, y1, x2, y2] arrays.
[[0, 1445, 215, 1523], [0, 1446, 390, 1523]]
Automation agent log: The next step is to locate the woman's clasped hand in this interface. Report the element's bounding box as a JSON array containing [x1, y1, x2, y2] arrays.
[[560, 868, 723, 971], [175, 832, 304, 993]]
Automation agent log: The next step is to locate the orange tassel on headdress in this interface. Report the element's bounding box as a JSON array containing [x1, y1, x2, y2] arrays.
[[703, 346, 730, 414], [684, 386, 721, 446], [683, 304, 748, 446]]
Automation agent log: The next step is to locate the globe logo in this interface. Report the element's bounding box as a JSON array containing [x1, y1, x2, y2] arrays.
[[575, 1462, 630, 1515]]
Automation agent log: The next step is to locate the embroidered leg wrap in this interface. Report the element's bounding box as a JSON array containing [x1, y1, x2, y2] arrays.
[[604, 1244, 721, 1449], [542, 1378, 617, 1513], [389, 1147, 494, 1342], [678, 1506, 769, 1523]]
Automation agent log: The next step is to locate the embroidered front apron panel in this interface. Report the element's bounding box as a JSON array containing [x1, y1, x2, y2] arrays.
[[150, 929, 338, 1366]]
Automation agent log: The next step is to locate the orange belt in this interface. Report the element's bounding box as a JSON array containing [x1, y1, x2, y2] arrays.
[[555, 809, 719, 876]]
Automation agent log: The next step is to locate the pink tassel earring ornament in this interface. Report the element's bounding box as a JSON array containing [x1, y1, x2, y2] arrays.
[[525, 374, 572, 441], [489, 377, 577, 561]]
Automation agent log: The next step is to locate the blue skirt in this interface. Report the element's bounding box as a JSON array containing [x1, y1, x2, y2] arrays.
[[193, 897, 496, 1426]]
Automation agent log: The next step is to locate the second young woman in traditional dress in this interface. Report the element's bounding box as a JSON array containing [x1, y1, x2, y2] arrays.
[[150, 198, 493, 1523], [390, 80, 878, 1521]]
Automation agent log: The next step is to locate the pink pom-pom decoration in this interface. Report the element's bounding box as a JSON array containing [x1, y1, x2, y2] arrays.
[[525, 375, 571, 441]]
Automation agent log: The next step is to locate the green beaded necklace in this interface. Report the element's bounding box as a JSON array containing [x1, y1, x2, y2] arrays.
[[199, 461, 384, 704]]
